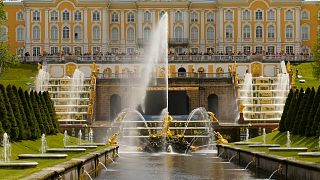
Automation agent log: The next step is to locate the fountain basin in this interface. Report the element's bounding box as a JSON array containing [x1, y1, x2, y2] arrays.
[[248, 144, 280, 148], [18, 154, 68, 159], [234, 142, 262, 145], [65, 145, 98, 149], [298, 152, 320, 157], [268, 147, 308, 152], [47, 148, 86, 153], [0, 161, 38, 169]]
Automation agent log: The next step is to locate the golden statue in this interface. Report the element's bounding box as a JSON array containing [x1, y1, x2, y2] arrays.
[[108, 132, 119, 145], [286, 60, 292, 73], [162, 113, 174, 138], [37, 63, 42, 71], [214, 131, 228, 145], [208, 112, 219, 124], [239, 104, 245, 113]]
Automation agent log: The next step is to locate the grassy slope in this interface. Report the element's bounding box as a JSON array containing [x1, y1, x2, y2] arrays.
[[292, 63, 320, 90], [0, 134, 109, 179], [232, 131, 320, 163], [0, 64, 37, 90]]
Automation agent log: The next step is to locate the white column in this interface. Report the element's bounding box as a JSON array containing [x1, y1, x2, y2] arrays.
[[276, 7, 282, 52], [183, 10, 189, 40], [237, 7, 242, 52], [25, 8, 31, 53], [170, 10, 174, 39], [120, 11, 125, 52], [218, 8, 224, 52], [200, 11, 205, 52], [151, 10, 156, 30], [44, 9, 49, 53], [84, 8, 89, 53], [102, 8, 108, 52], [295, 7, 301, 54], [137, 10, 143, 40]]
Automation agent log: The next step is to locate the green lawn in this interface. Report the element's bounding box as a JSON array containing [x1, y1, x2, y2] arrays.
[[0, 133, 111, 179], [0, 64, 37, 90], [292, 62, 320, 90], [232, 131, 320, 163]]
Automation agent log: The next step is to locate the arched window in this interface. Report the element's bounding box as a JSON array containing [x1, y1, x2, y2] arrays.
[[62, 10, 70, 21], [32, 11, 40, 21], [286, 25, 293, 38], [93, 11, 100, 21], [160, 11, 165, 18], [174, 26, 183, 39], [144, 11, 151, 22], [225, 10, 233, 20], [207, 12, 214, 22], [243, 25, 250, 39], [267, 10, 275, 20], [0, 26, 7, 41], [74, 10, 81, 21], [301, 11, 309, 20], [207, 27, 214, 40], [256, 26, 263, 38], [243, 10, 250, 20], [127, 27, 135, 41], [16, 26, 24, 41], [92, 26, 100, 40], [111, 27, 119, 41], [127, 12, 135, 22], [225, 25, 233, 38], [175, 11, 182, 22], [17, 11, 24, 20], [255, 10, 263, 20], [302, 25, 309, 40], [286, 10, 293, 20], [267, 25, 275, 38], [50, 10, 58, 21], [74, 26, 81, 40], [62, 26, 69, 39], [143, 27, 151, 41], [191, 27, 198, 41], [191, 12, 198, 22], [50, 26, 58, 40], [32, 26, 40, 40], [111, 12, 119, 22]]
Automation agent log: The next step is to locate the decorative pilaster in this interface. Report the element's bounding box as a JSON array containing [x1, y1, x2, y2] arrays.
[[276, 7, 282, 53], [295, 7, 301, 54], [84, 8, 89, 53]]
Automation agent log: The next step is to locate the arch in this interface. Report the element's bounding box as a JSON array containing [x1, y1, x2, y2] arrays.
[[144, 11, 151, 22], [111, 27, 119, 41], [243, 25, 251, 38], [286, 25, 293, 39], [174, 26, 183, 39], [208, 94, 219, 117], [110, 94, 121, 120], [74, 26, 81, 40], [16, 26, 24, 41], [92, 10, 100, 21], [62, 26, 70, 39], [243, 9, 250, 20], [50, 26, 58, 40], [191, 26, 199, 41], [207, 27, 214, 40], [285, 9, 293, 20], [267, 25, 275, 38], [256, 26, 263, 38], [225, 25, 233, 38], [127, 27, 135, 41], [32, 26, 40, 40], [92, 25, 101, 40], [178, 67, 186, 77], [168, 92, 189, 115]]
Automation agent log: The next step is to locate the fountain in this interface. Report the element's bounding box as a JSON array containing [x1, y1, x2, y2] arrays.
[[269, 131, 308, 152], [35, 64, 50, 92], [248, 128, 280, 148], [0, 133, 39, 168], [78, 130, 82, 145], [234, 128, 261, 145], [82, 128, 105, 146], [63, 130, 68, 147], [64, 129, 97, 149]]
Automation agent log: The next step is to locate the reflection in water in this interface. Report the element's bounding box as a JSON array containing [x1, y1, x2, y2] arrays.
[[95, 152, 265, 180]]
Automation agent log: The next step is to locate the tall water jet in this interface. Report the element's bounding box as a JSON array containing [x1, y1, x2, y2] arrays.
[[2, 133, 10, 162], [69, 69, 85, 120], [262, 128, 266, 144], [276, 61, 290, 104], [41, 134, 47, 154], [89, 128, 94, 143], [286, 131, 291, 148], [78, 130, 82, 145], [63, 130, 69, 147], [35, 65, 50, 92], [242, 73, 253, 105]]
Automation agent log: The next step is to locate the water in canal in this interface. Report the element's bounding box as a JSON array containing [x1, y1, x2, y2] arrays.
[[95, 150, 268, 180]]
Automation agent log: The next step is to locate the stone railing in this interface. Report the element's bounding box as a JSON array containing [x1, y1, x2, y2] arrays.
[[21, 54, 313, 64]]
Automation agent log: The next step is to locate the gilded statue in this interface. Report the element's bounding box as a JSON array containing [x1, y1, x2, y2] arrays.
[[162, 113, 174, 138], [37, 63, 42, 71], [239, 104, 245, 113], [208, 112, 219, 124], [108, 132, 119, 145], [214, 132, 228, 145], [286, 60, 292, 73]]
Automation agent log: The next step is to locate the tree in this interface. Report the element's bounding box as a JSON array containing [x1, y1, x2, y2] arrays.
[[30, 90, 46, 134], [0, 90, 9, 136], [39, 92, 54, 134], [0, 119, 4, 136], [300, 87, 315, 135], [292, 88, 310, 135], [284, 89, 299, 131], [13, 86, 31, 139], [289, 88, 304, 132], [6, 85, 26, 140], [279, 89, 294, 132], [310, 86, 320, 136], [315, 104, 320, 136], [23, 90, 40, 139], [35, 91, 50, 134], [313, 32, 320, 79], [0, 84, 17, 140], [43, 91, 59, 133]]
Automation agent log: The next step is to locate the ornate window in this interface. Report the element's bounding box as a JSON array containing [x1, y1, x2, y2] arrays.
[[74, 10, 82, 21], [301, 11, 309, 20], [175, 11, 182, 22], [127, 27, 135, 41], [255, 10, 263, 20], [62, 10, 70, 21], [267, 10, 275, 20], [286, 25, 293, 39], [32, 11, 40, 21], [62, 26, 70, 39], [207, 27, 214, 40], [243, 10, 250, 20], [127, 12, 135, 22], [74, 26, 82, 40], [225, 25, 233, 38], [143, 27, 151, 41], [93, 11, 100, 21], [174, 27, 183, 39], [191, 12, 198, 22], [92, 26, 100, 40], [16, 26, 24, 41], [50, 26, 58, 40], [111, 27, 119, 41], [160, 11, 165, 18], [243, 25, 251, 39], [207, 12, 214, 22], [267, 25, 275, 38], [111, 12, 119, 22], [144, 11, 151, 22], [256, 26, 263, 38], [285, 10, 293, 20], [32, 26, 40, 40], [50, 10, 58, 21], [225, 10, 233, 21], [191, 27, 199, 41], [17, 11, 24, 20], [302, 25, 309, 40]]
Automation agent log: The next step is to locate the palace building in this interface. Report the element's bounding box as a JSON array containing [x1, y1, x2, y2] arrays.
[[2, 0, 320, 57]]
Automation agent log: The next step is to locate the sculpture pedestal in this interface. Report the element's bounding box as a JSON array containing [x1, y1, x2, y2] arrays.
[[238, 112, 244, 124]]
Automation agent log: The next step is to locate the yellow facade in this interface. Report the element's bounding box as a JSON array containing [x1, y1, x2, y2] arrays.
[[2, 0, 320, 56]]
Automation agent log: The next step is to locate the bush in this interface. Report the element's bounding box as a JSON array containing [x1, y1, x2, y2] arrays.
[[30, 90, 46, 134], [292, 88, 310, 135], [299, 87, 314, 135], [310, 86, 320, 136], [289, 88, 304, 132], [284, 89, 299, 131], [279, 89, 293, 132], [23, 90, 41, 139]]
